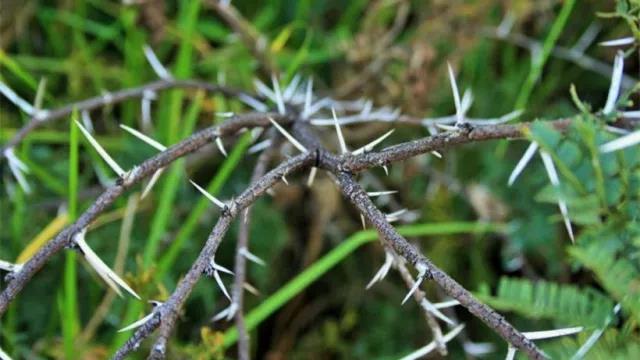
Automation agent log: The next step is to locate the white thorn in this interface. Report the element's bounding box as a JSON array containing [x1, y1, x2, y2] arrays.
[[604, 51, 624, 115], [419, 298, 456, 325], [523, 326, 583, 340], [600, 130, 640, 153], [210, 258, 234, 275], [120, 124, 167, 151], [81, 110, 95, 134], [213, 302, 238, 322], [332, 108, 349, 154], [238, 93, 269, 112], [433, 299, 460, 309], [248, 139, 272, 154], [540, 151, 574, 243], [461, 88, 474, 115], [303, 78, 313, 118], [253, 79, 276, 103], [253, 79, 277, 103], [505, 346, 517, 360], [243, 282, 261, 296], [141, 90, 155, 130], [431, 151, 443, 158], [269, 118, 308, 153], [365, 251, 393, 289], [281, 175, 289, 185], [604, 125, 630, 135], [360, 213, 366, 230], [141, 168, 164, 199], [74, 229, 140, 299], [382, 165, 389, 176], [621, 110, 640, 118], [402, 263, 427, 305], [75, 120, 126, 177], [0, 345, 11, 360], [0, 81, 36, 116], [305, 97, 331, 118], [4, 148, 31, 194], [189, 180, 226, 209], [306, 167, 318, 187], [239, 247, 266, 266], [496, 12, 516, 37], [572, 304, 620, 359], [508, 142, 539, 186], [386, 208, 407, 223], [283, 74, 301, 101], [367, 190, 398, 197], [143, 45, 173, 80], [599, 37, 635, 47], [271, 74, 286, 114], [352, 129, 395, 155], [215, 112, 235, 118], [464, 342, 495, 356], [214, 270, 231, 301], [399, 324, 465, 360], [0, 259, 22, 273], [118, 312, 155, 332], [215, 137, 228, 157], [436, 123, 459, 132], [447, 63, 464, 126]]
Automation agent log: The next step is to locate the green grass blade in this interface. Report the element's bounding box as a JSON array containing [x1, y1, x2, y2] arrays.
[[62, 109, 81, 360], [513, 0, 576, 110]]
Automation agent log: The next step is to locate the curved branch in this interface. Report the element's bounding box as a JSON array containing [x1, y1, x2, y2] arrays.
[[1, 79, 254, 158], [0, 113, 285, 315], [113, 152, 315, 360]]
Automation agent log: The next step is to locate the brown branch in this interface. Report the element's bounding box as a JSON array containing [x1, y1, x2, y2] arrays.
[[0, 79, 253, 158], [232, 132, 280, 360], [342, 119, 572, 173], [113, 152, 315, 360], [0, 112, 286, 315]]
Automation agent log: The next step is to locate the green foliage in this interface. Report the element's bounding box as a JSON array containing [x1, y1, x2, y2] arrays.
[[480, 277, 614, 328], [2, 1, 640, 359]]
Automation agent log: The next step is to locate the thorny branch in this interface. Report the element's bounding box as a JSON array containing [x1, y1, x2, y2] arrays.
[[0, 95, 570, 359], [113, 152, 315, 360], [0, 112, 287, 314], [0, 78, 254, 158], [2, 65, 595, 360], [0, 85, 574, 358]]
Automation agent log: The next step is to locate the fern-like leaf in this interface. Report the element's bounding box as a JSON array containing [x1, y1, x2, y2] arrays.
[[479, 277, 614, 327]]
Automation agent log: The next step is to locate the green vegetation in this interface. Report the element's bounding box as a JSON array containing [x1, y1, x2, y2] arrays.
[[1, 1, 639, 359]]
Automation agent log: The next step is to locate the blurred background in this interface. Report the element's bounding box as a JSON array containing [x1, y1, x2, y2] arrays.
[[1, 1, 639, 359]]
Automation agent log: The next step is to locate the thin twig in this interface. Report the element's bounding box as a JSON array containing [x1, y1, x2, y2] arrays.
[[394, 254, 447, 355], [1, 79, 254, 159], [232, 132, 280, 360]]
